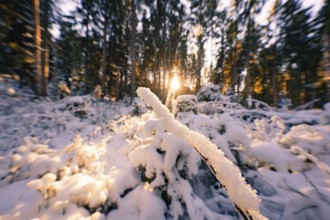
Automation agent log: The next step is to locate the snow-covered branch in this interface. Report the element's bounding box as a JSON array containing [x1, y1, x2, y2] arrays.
[[137, 87, 266, 220]]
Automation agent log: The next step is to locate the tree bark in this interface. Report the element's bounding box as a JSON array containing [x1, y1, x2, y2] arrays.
[[101, 17, 108, 96], [130, 0, 137, 97], [85, 8, 91, 93], [41, 0, 49, 96], [33, 0, 42, 97], [196, 35, 202, 92], [322, 33, 330, 102]]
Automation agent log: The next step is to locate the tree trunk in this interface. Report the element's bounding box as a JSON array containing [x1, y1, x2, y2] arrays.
[[300, 71, 305, 104], [101, 19, 108, 96], [162, 0, 167, 91], [85, 10, 91, 93], [322, 33, 330, 102], [130, 0, 137, 97], [244, 17, 252, 99], [196, 35, 202, 92], [115, 72, 120, 101], [41, 0, 49, 96], [272, 41, 278, 107], [33, 0, 42, 97]]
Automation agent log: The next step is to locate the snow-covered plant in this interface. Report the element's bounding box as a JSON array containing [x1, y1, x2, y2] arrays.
[[127, 118, 219, 219], [0, 137, 59, 187], [250, 115, 286, 142], [173, 95, 198, 116], [131, 97, 147, 115], [197, 83, 225, 102], [137, 87, 266, 220], [278, 97, 292, 110], [280, 124, 330, 156], [2, 85, 330, 220]]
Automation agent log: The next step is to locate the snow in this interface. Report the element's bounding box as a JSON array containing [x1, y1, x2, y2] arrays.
[[1, 84, 330, 219], [247, 142, 306, 172], [137, 87, 263, 218]]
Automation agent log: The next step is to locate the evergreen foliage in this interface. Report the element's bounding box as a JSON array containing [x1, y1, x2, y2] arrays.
[[0, 0, 329, 106]]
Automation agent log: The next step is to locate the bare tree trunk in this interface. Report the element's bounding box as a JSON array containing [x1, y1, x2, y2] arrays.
[[232, 48, 238, 94], [162, 0, 167, 91], [196, 35, 202, 92], [41, 0, 49, 96], [33, 0, 42, 97], [300, 71, 305, 104], [115, 72, 120, 101], [322, 34, 330, 102], [130, 0, 137, 97], [244, 17, 252, 99], [272, 42, 278, 106], [271, 0, 280, 106], [101, 19, 108, 96], [85, 10, 91, 93]]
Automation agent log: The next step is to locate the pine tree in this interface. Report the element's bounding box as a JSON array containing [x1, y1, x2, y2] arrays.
[[54, 17, 84, 95], [240, 0, 265, 100], [319, 0, 330, 103]]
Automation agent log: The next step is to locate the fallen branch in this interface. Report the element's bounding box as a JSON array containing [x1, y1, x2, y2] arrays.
[[137, 87, 267, 220]]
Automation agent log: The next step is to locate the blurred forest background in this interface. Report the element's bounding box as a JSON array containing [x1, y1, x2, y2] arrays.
[[0, 0, 330, 108]]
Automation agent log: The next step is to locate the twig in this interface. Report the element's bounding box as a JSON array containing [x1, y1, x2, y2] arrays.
[[302, 172, 330, 205], [278, 178, 309, 199]]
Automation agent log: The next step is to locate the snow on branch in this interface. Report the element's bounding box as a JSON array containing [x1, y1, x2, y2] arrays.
[[137, 87, 267, 220]]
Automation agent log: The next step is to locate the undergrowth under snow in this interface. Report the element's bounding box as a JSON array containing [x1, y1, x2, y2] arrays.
[[0, 84, 330, 220]]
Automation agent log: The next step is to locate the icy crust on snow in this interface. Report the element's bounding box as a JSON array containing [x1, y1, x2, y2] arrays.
[[137, 87, 263, 217]]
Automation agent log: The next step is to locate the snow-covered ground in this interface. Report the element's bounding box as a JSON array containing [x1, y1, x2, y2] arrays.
[[1, 85, 330, 219]]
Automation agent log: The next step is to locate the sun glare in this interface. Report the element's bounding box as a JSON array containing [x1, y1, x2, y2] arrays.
[[171, 75, 180, 91]]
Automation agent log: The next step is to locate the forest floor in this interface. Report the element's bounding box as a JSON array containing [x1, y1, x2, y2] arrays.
[[1, 85, 330, 219]]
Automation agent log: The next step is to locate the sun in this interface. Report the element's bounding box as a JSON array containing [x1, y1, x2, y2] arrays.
[[171, 75, 180, 91]]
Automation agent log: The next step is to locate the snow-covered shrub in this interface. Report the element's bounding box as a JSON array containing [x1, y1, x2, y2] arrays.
[[0, 137, 60, 187], [61, 96, 87, 112], [173, 95, 198, 116], [278, 97, 292, 110], [127, 118, 222, 219], [0, 93, 133, 152], [249, 115, 286, 142], [197, 83, 224, 102], [246, 141, 307, 172], [280, 124, 330, 155], [131, 97, 147, 115], [137, 87, 265, 219], [196, 84, 246, 116], [196, 83, 239, 103]]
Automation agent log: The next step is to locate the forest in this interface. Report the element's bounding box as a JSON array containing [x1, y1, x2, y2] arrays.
[[1, 0, 329, 107], [1, 0, 330, 220]]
